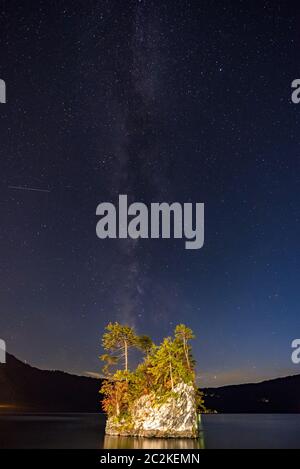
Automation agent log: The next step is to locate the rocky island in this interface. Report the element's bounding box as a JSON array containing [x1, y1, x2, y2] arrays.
[[100, 323, 206, 438]]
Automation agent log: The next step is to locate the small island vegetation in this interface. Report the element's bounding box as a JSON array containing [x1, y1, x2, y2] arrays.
[[100, 322, 207, 438]]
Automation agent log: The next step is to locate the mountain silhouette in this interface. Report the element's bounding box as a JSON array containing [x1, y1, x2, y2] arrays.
[[204, 375, 300, 413], [0, 354, 101, 412], [1, 354, 300, 413]]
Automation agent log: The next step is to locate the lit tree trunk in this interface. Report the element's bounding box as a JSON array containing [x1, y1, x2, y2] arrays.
[[115, 387, 120, 416], [183, 338, 191, 371], [169, 353, 174, 391], [124, 340, 128, 372]]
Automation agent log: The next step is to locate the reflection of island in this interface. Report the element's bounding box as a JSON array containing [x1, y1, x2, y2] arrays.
[[103, 433, 205, 450], [100, 323, 207, 438]]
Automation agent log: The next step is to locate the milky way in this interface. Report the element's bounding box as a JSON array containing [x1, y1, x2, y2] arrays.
[[0, 0, 300, 386]]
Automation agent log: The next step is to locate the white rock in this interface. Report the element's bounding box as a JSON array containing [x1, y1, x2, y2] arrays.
[[106, 382, 198, 439]]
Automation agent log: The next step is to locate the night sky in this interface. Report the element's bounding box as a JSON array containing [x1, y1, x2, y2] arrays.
[[1, 0, 300, 387]]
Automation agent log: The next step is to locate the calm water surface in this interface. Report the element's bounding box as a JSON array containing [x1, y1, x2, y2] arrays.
[[0, 413, 299, 449]]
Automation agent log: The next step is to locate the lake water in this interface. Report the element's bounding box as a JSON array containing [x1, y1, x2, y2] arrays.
[[0, 413, 299, 449]]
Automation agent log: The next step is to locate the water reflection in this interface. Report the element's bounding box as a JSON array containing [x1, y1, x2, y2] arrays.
[[103, 432, 205, 449], [1, 413, 300, 449]]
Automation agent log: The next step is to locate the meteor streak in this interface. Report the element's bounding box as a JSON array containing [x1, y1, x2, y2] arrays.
[[8, 185, 51, 193]]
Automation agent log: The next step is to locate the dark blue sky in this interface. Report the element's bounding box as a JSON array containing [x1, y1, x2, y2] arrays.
[[0, 0, 300, 386]]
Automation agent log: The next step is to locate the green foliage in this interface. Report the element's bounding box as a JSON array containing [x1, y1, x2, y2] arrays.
[[136, 335, 154, 356], [99, 353, 118, 378], [174, 324, 195, 371], [148, 337, 191, 390], [195, 388, 207, 413], [102, 322, 137, 352], [101, 322, 138, 373], [99, 323, 207, 419]]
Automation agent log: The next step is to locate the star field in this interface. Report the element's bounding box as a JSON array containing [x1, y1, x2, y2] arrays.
[[0, 0, 300, 386]]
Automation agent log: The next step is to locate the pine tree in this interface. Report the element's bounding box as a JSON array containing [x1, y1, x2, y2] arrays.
[[101, 322, 137, 373], [148, 337, 185, 392], [174, 324, 195, 371], [99, 322, 207, 420], [101, 374, 130, 417], [99, 353, 118, 378], [136, 335, 153, 357]]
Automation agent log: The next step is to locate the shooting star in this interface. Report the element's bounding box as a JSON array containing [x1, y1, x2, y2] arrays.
[[8, 185, 51, 193]]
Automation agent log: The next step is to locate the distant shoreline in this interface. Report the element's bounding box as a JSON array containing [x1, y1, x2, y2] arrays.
[[1, 354, 300, 414]]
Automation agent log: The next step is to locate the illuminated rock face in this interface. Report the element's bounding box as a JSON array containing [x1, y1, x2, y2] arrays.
[[105, 382, 198, 439]]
